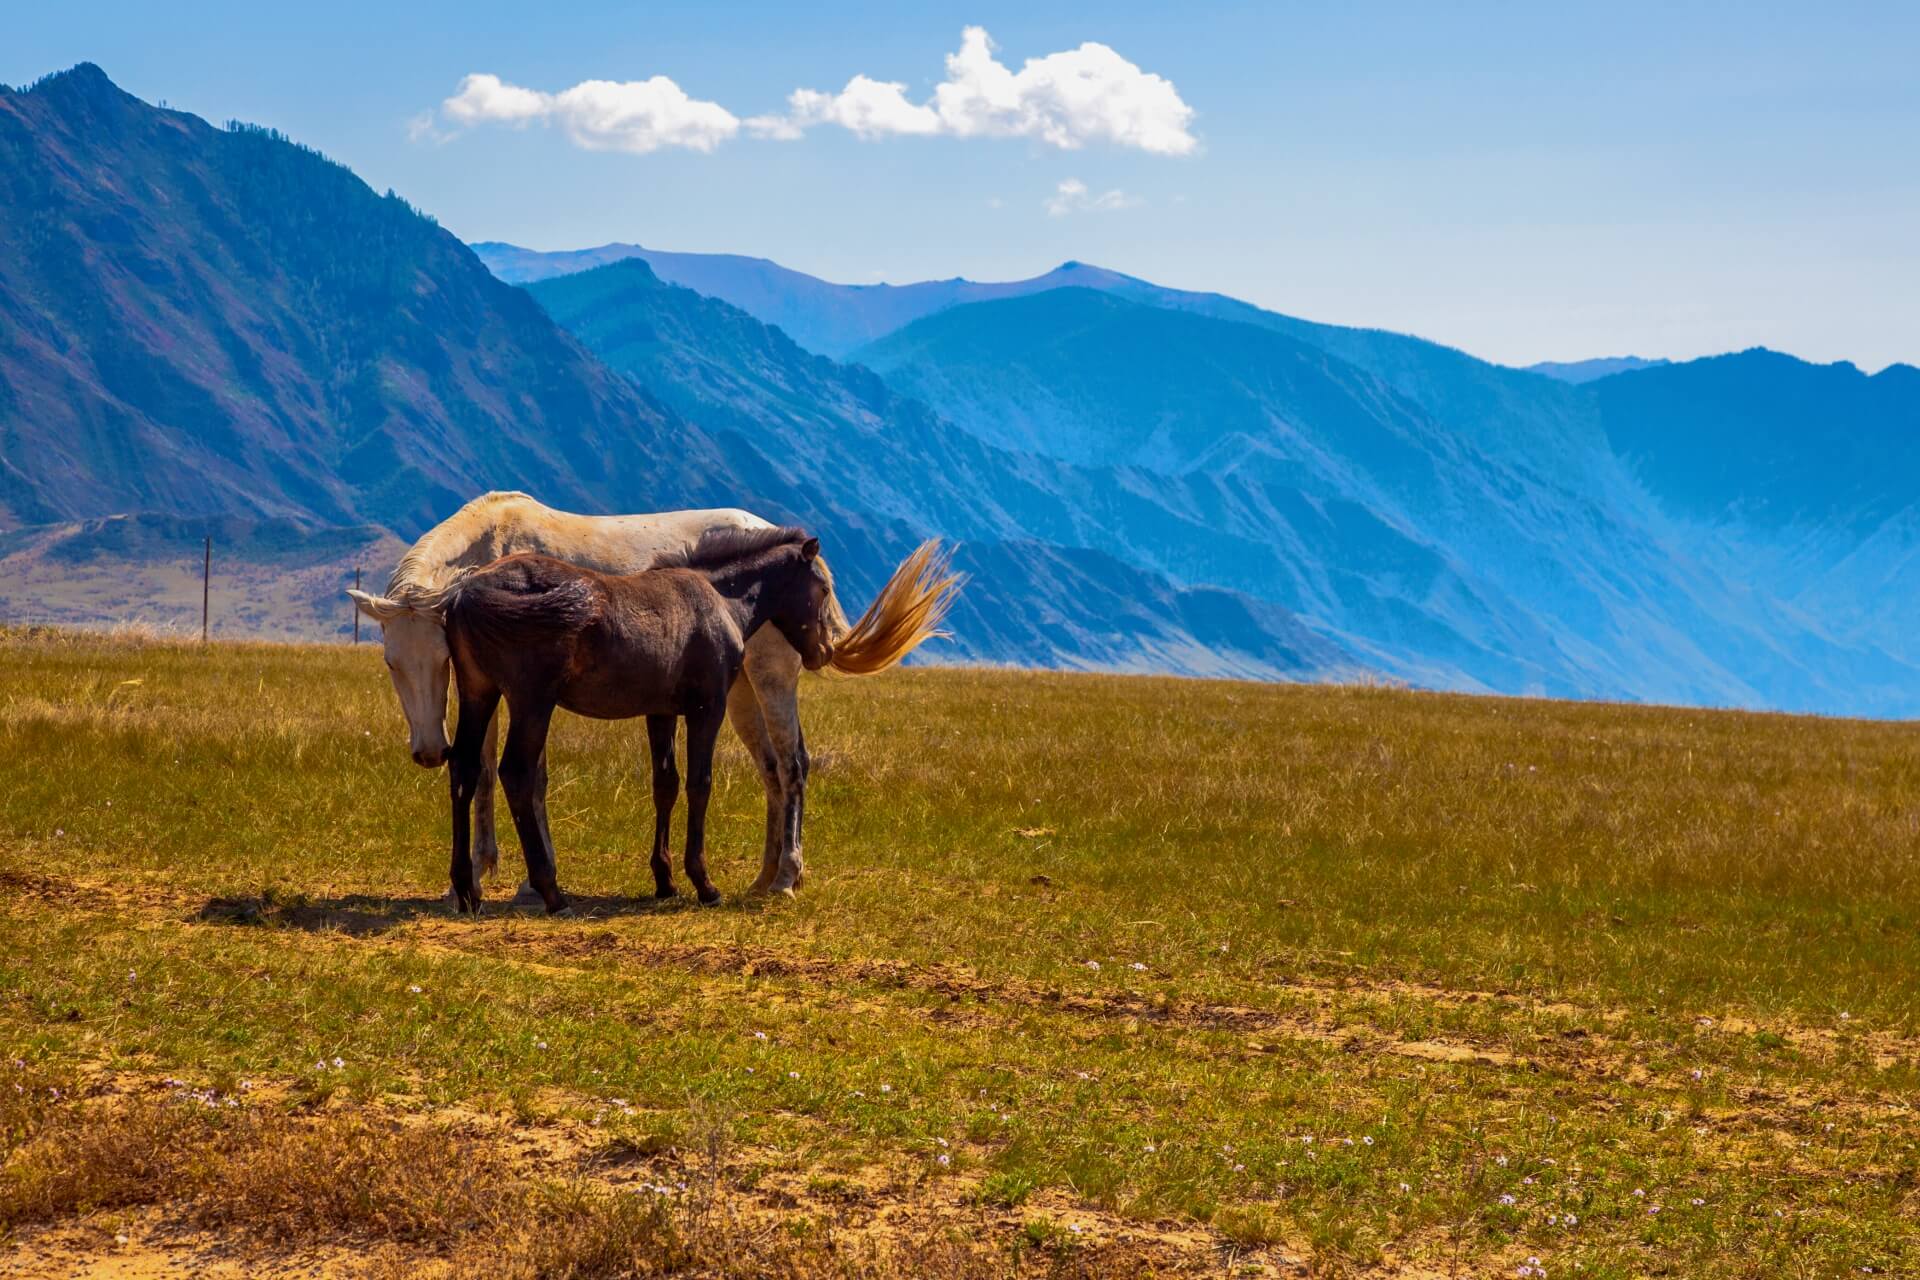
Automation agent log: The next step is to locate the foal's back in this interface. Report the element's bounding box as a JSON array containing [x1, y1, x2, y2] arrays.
[[448, 553, 743, 718]]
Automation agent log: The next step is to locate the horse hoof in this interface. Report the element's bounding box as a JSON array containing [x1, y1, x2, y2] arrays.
[[548, 902, 576, 918], [654, 885, 679, 900], [697, 886, 723, 907], [509, 882, 545, 908]]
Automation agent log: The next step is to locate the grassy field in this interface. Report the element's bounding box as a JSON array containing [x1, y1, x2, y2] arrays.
[[0, 626, 1916, 1277]]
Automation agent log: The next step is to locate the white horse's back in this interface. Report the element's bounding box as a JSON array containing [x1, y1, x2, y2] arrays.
[[393, 493, 773, 592]]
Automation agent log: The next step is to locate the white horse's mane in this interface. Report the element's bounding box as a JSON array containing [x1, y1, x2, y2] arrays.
[[387, 490, 540, 602]]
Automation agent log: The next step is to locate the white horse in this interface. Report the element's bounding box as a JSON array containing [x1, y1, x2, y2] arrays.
[[348, 492, 958, 898]]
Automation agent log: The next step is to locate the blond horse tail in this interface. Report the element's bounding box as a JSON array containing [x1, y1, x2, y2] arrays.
[[826, 540, 963, 676]]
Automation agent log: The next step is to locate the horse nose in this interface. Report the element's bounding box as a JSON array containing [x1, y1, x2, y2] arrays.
[[412, 747, 446, 768]]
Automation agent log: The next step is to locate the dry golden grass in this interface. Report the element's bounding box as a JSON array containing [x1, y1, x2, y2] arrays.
[[0, 628, 1916, 1276]]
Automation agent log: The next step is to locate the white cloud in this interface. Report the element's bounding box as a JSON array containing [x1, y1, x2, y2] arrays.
[[436, 71, 740, 154], [761, 75, 941, 139], [1044, 178, 1140, 216], [422, 29, 1196, 158], [405, 111, 452, 145], [443, 73, 549, 126], [759, 27, 1197, 154]]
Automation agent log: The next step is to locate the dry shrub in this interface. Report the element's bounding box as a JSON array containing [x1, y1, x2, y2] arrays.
[[2, 1098, 1176, 1278]]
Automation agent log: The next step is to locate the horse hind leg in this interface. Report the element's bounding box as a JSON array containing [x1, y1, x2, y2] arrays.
[[744, 632, 807, 895], [682, 704, 726, 907], [726, 673, 782, 896], [446, 691, 499, 914], [646, 714, 679, 898], [498, 700, 568, 915], [473, 710, 502, 880]]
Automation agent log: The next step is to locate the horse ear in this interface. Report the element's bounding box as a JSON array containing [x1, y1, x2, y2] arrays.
[[800, 537, 820, 562], [346, 589, 405, 623]]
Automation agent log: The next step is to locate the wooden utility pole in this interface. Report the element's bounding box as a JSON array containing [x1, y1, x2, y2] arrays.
[[201, 536, 211, 643], [352, 567, 361, 644]]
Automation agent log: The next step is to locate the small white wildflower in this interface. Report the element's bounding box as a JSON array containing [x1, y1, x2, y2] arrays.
[[788, 1070, 800, 1079], [407, 984, 422, 994], [1499, 1193, 1516, 1206], [753, 1030, 768, 1041], [936, 1152, 950, 1167], [332, 1056, 344, 1068], [1690, 1197, 1705, 1206], [1130, 962, 1147, 971], [1399, 1182, 1411, 1193], [1362, 1135, 1374, 1146], [536, 1041, 547, 1051], [1633, 1188, 1645, 1198], [880, 1083, 892, 1093], [1083, 960, 1101, 971]]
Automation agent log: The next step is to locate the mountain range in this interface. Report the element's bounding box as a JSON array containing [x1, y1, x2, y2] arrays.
[[5, 65, 1917, 715], [488, 239, 1920, 715], [0, 65, 1344, 677]]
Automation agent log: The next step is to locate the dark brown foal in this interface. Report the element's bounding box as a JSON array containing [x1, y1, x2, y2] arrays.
[[439, 527, 836, 914]]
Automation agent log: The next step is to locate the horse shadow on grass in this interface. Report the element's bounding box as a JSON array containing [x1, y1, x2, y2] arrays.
[[194, 885, 759, 938]]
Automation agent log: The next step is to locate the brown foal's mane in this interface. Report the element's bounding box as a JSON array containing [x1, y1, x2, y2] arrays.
[[653, 524, 811, 573]]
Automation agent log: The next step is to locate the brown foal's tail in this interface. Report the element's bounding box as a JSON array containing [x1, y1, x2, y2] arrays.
[[825, 540, 964, 675]]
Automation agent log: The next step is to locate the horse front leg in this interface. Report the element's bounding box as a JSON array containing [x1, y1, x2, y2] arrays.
[[472, 710, 501, 881], [646, 714, 680, 898], [682, 703, 727, 907], [498, 699, 568, 915], [725, 672, 782, 896], [447, 691, 499, 914], [744, 631, 807, 895]]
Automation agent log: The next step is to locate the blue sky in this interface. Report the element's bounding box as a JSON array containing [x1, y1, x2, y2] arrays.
[[11, 2, 1918, 369]]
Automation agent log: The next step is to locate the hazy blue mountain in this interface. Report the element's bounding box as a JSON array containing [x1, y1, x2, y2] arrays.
[[1593, 351, 1920, 673], [1527, 356, 1670, 383], [10, 68, 1917, 710], [0, 68, 1350, 679], [476, 242, 1150, 359], [0, 64, 747, 538], [1596, 350, 1920, 529], [523, 260, 1357, 679], [850, 288, 1920, 715], [479, 246, 1615, 485], [492, 238, 1920, 715]]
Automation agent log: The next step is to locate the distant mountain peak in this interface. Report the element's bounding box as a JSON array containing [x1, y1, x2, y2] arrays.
[[1524, 355, 1671, 384], [18, 62, 126, 106]]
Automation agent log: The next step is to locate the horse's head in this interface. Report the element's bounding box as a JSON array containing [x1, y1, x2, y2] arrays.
[[347, 589, 453, 767], [769, 537, 836, 672]]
